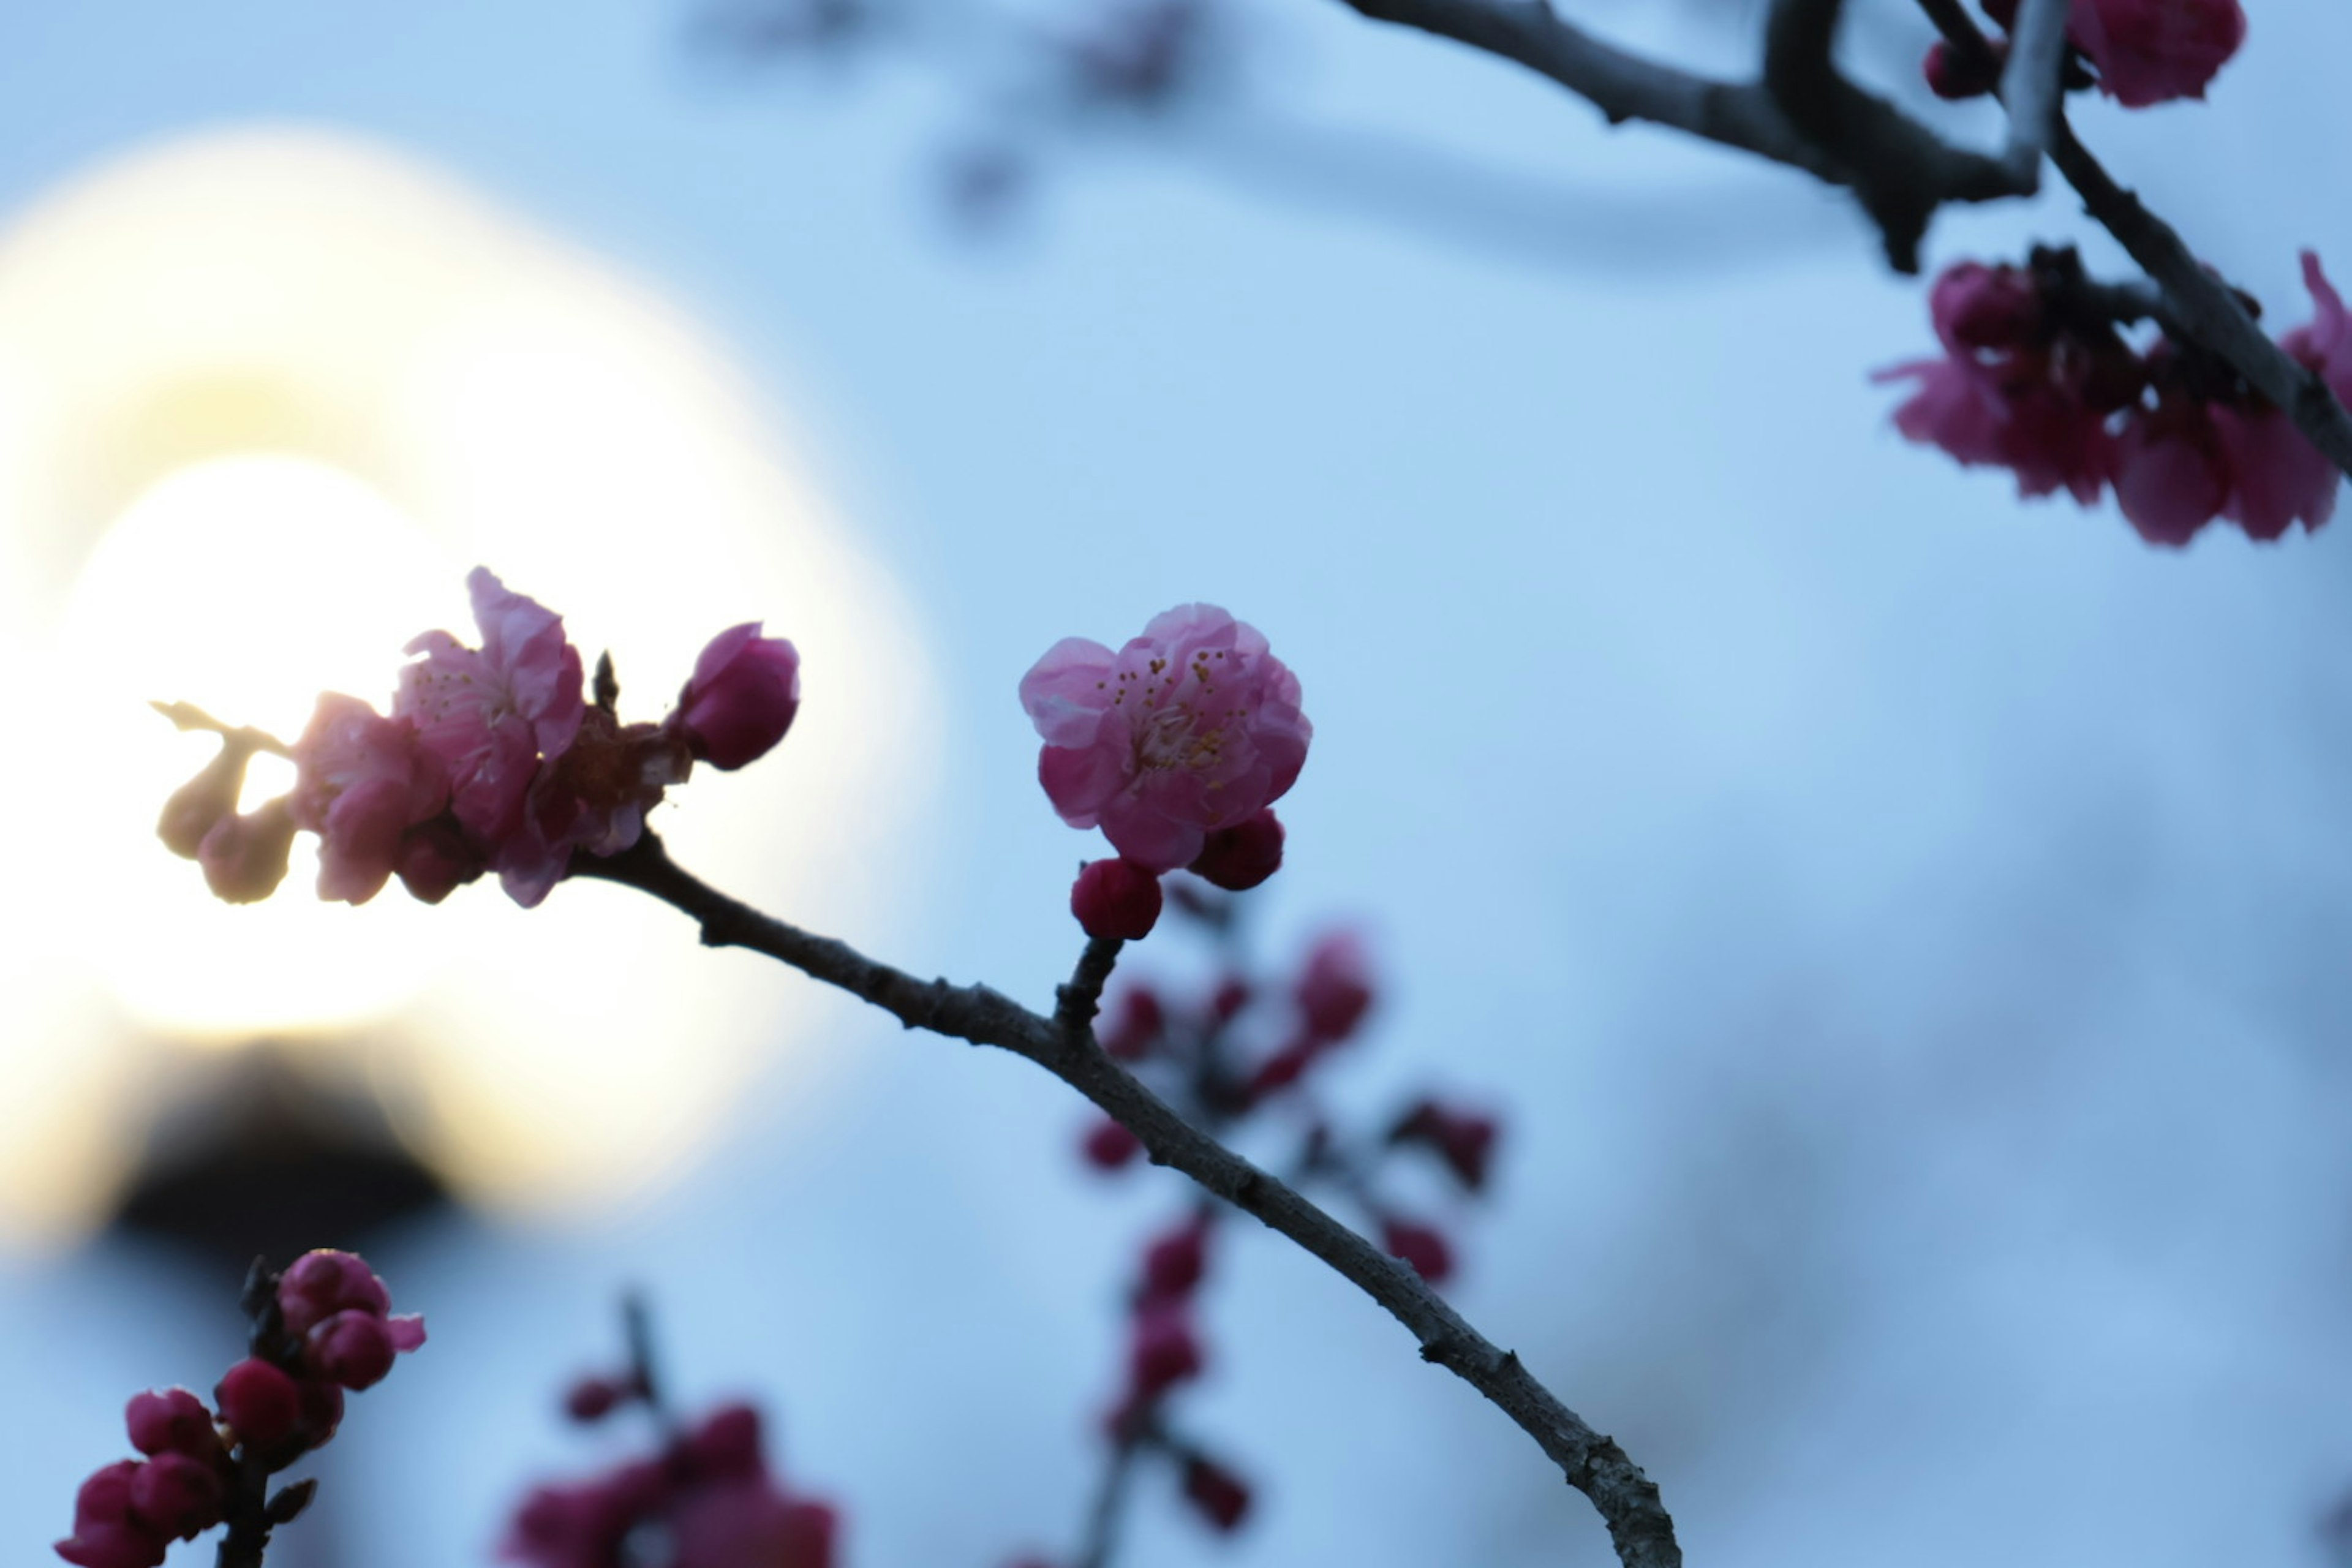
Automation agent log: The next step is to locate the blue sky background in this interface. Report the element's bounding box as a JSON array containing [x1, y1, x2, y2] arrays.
[[10, 2, 2352, 1566]]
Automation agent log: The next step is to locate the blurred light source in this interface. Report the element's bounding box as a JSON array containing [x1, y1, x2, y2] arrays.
[[0, 127, 940, 1245]]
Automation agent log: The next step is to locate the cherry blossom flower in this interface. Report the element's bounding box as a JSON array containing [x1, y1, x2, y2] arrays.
[[2069, 0, 2246, 107], [288, 694, 450, 905], [1022, 605, 1310, 872]]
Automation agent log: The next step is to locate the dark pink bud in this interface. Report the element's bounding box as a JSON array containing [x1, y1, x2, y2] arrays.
[[1209, 976, 1251, 1023], [1082, 1118, 1142, 1172], [677, 622, 802, 771], [1071, 858, 1163, 941], [682, 1403, 766, 1480], [395, 818, 482, 905], [1180, 1454, 1252, 1532], [127, 1454, 224, 1542], [1295, 931, 1373, 1044], [125, 1389, 217, 1459], [214, 1359, 302, 1448], [54, 1467, 168, 1568], [1245, 1042, 1316, 1102], [1931, 262, 2041, 353], [1381, 1218, 1454, 1284], [564, 1374, 635, 1422], [157, 742, 255, 860], [1128, 1303, 1204, 1398], [1140, 1216, 1210, 1302], [197, 799, 297, 905], [1389, 1099, 1501, 1192], [1186, 809, 1284, 891], [307, 1310, 396, 1390], [277, 1250, 392, 1336], [1098, 987, 1166, 1061], [777, 1499, 838, 1568]]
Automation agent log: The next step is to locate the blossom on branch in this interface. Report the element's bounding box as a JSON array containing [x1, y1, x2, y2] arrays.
[[676, 621, 802, 770], [1975, 0, 2245, 107], [1021, 604, 1310, 873]]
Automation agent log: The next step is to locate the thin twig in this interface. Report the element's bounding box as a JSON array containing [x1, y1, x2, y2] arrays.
[[1056, 935, 1125, 1040], [1995, 0, 2068, 183], [571, 834, 1681, 1568], [1073, 1424, 1152, 1568]]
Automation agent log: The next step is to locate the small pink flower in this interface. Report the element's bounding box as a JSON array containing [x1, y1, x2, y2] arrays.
[[124, 1390, 217, 1460], [2215, 254, 2351, 540], [1022, 605, 1311, 872], [1070, 857, 1164, 940], [2113, 399, 2231, 546], [289, 695, 450, 905], [2068, 0, 2245, 108], [395, 568, 584, 853], [214, 1360, 301, 1449], [676, 623, 802, 771], [197, 799, 298, 905], [1931, 262, 2041, 352], [1187, 808, 1284, 891]]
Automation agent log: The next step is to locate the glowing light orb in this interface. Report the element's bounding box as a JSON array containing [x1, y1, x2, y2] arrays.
[[0, 129, 939, 1242]]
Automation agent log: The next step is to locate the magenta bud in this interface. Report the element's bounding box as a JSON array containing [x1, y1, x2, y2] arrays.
[[1186, 809, 1284, 891], [676, 622, 802, 771], [1127, 1304, 1204, 1398], [124, 1389, 217, 1460], [128, 1453, 224, 1542], [1071, 858, 1163, 941], [214, 1360, 302, 1448], [1381, 1218, 1455, 1284], [1082, 1118, 1142, 1172], [278, 1250, 392, 1336], [307, 1310, 397, 1390], [1140, 1216, 1210, 1302], [682, 1403, 767, 1480], [563, 1374, 631, 1422]]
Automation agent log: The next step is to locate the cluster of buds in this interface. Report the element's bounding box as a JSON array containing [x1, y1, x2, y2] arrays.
[[56, 1252, 423, 1568], [503, 1310, 837, 1568], [1028, 891, 1499, 1562], [1022, 604, 1311, 943], [1923, 0, 2245, 109], [1879, 248, 2352, 546], [158, 568, 801, 909]]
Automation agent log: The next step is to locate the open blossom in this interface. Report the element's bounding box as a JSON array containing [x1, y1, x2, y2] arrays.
[[396, 567, 585, 851], [1978, 0, 2244, 106], [289, 694, 451, 904], [1021, 605, 1310, 873]]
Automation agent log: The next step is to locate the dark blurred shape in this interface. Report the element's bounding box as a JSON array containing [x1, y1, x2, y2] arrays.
[[112, 1046, 447, 1271], [691, 0, 875, 59]]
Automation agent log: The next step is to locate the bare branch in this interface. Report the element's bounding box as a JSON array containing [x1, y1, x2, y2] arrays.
[[1995, 0, 2070, 183], [1760, 0, 2027, 269], [572, 834, 1682, 1568]]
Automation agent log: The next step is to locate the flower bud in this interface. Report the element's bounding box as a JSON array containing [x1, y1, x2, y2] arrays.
[[125, 1389, 217, 1460], [55, 1463, 167, 1568], [1180, 1454, 1252, 1532], [1295, 930, 1374, 1045], [1127, 1303, 1204, 1399], [564, 1374, 634, 1422], [214, 1359, 302, 1448], [197, 799, 297, 905], [1081, 1118, 1142, 1172], [157, 741, 255, 860], [307, 1310, 397, 1390], [1186, 809, 1284, 891], [278, 1250, 392, 1336], [1071, 858, 1163, 941], [676, 622, 801, 771], [1380, 1218, 1454, 1284], [1140, 1215, 1210, 1302], [128, 1453, 224, 1542]]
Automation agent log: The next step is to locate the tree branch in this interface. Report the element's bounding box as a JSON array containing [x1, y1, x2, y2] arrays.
[[572, 834, 1681, 1568], [1995, 0, 2070, 183]]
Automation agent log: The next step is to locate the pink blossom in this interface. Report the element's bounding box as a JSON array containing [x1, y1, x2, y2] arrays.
[[2113, 400, 2231, 546], [500, 1463, 666, 1568], [1022, 605, 1311, 872], [197, 799, 298, 905], [306, 1311, 397, 1390], [54, 1463, 166, 1568], [497, 709, 693, 907], [680, 1404, 766, 1480], [672, 1478, 836, 1568], [1082, 1118, 1143, 1171], [1931, 262, 2041, 352], [676, 622, 802, 771], [2215, 254, 2351, 539], [1071, 856, 1164, 940], [124, 1390, 217, 1460], [395, 567, 584, 854], [1878, 352, 2116, 504], [2069, 0, 2246, 108], [288, 695, 450, 904]]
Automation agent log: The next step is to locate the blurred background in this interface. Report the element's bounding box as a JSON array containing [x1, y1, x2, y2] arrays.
[[6, 1, 2352, 1564]]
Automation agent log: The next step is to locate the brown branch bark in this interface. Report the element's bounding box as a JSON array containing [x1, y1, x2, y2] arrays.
[[571, 834, 1681, 1568]]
